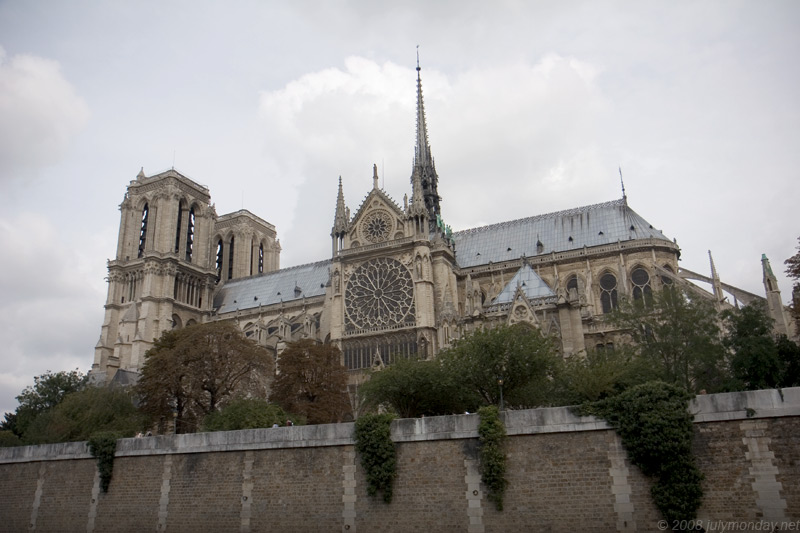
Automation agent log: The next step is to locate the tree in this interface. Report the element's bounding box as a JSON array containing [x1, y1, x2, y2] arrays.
[[136, 322, 273, 433], [3, 369, 87, 438], [608, 286, 727, 393], [359, 357, 477, 418], [786, 236, 800, 328], [0, 430, 22, 448], [438, 323, 561, 409], [202, 398, 291, 431], [22, 386, 146, 444], [269, 339, 352, 424], [776, 335, 800, 387], [785, 236, 800, 290], [723, 302, 782, 390], [560, 345, 658, 404]]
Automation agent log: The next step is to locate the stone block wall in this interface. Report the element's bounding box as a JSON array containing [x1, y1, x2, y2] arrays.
[[0, 388, 798, 532]]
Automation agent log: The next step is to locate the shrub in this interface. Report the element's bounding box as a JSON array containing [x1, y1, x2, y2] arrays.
[[477, 405, 507, 510], [578, 381, 703, 522], [354, 413, 396, 503]]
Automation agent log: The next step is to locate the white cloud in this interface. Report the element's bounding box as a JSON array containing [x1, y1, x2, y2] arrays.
[[0, 212, 107, 415], [259, 55, 612, 266], [0, 46, 89, 183]]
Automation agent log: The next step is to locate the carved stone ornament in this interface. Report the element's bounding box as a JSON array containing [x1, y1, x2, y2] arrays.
[[345, 257, 415, 329], [360, 210, 393, 244]]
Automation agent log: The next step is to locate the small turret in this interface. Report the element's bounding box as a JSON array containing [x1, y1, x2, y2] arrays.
[[332, 177, 349, 255], [709, 250, 724, 307]]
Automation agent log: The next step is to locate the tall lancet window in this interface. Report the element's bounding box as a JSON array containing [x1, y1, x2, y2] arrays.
[[215, 239, 223, 283], [228, 236, 235, 280], [185, 207, 195, 262], [138, 203, 149, 258], [174, 202, 183, 254], [258, 243, 264, 274]]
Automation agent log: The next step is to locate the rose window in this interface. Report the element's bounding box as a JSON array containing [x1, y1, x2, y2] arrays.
[[360, 210, 393, 243], [345, 257, 415, 330]]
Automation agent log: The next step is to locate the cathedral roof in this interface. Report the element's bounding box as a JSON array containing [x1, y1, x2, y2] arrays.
[[491, 263, 556, 305], [452, 198, 672, 268], [213, 260, 331, 313]]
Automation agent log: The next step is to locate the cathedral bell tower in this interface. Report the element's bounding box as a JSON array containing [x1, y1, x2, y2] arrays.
[[92, 169, 218, 382]]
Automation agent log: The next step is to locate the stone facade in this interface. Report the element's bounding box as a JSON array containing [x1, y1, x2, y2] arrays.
[[91, 66, 794, 385], [0, 388, 798, 532]]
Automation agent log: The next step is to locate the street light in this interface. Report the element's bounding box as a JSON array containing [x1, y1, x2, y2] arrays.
[[498, 377, 504, 411]]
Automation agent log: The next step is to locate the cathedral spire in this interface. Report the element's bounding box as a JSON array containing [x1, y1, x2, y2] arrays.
[[332, 176, 349, 256], [415, 50, 432, 169], [411, 50, 441, 232]]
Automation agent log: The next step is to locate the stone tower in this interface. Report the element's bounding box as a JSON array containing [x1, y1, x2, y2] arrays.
[[92, 169, 218, 381]]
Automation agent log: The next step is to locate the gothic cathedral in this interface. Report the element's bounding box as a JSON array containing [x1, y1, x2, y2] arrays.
[[91, 63, 794, 384]]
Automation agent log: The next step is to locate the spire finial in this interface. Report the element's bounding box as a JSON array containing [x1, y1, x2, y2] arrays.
[[416, 45, 420, 73], [619, 166, 627, 201]]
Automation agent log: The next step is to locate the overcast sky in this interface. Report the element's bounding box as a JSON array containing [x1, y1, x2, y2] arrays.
[[1, 1, 798, 415]]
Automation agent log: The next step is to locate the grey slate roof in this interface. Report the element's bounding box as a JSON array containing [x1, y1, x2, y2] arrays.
[[491, 264, 556, 305], [213, 198, 671, 313], [213, 260, 331, 313], [453, 198, 671, 269]]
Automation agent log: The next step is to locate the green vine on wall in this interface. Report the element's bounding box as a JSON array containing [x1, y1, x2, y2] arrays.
[[577, 381, 704, 522], [87, 431, 120, 493], [478, 405, 508, 511], [354, 413, 396, 503]]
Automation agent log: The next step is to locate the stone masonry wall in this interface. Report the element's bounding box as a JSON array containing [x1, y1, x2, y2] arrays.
[[0, 388, 798, 532]]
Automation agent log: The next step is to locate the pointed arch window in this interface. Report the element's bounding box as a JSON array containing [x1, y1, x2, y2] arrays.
[[631, 267, 652, 302], [661, 264, 674, 286], [258, 243, 264, 274], [566, 275, 579, 301], [174, 203, 183, 254], [227, 236, 235, 280], [185, 207, 195, 262], [138, 203, 149, 258], [215, 239, 223, 283], [599, 272, 618, 314]]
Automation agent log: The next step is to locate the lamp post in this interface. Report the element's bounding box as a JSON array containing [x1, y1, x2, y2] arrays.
[[498, 377, 504, 411]]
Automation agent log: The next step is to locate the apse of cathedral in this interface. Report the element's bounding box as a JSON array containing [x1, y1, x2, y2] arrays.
[[91, 63, 794, 385]]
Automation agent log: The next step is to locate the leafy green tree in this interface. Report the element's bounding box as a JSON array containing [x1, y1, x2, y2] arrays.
[[3, 369, 87, 438], [202, 398, 291, 431], [270, 340, 352, 424], [785, 236, 800, 290], [776, 335, 800, 387], [723, 302, 782, 390], [23, 386, 146, 444], [359, 357, 477, 418], [136, 322, 273, 433], [560, 345, 658, 404], [0, 430, 22, 447], [438, 323, 561, 409], [786, 236, 800, 328], [608, 287, 727, 393]]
